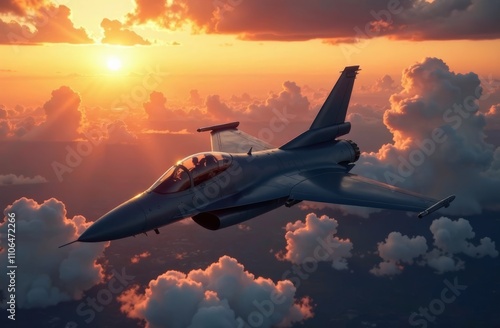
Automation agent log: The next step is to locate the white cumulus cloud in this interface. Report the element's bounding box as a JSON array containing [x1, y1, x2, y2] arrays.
[[0, 198, 109, 308], [371, 216, 498, 276], [118, 255, 313, 328], [276, 213, 353, 270]]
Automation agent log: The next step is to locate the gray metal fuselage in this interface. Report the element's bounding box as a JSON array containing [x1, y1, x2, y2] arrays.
[[79, 140, 357, 242]]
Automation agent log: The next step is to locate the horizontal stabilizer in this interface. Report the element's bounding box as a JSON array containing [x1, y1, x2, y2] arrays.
[[197, 121, 240, 133], [198, 121, 273, 152]]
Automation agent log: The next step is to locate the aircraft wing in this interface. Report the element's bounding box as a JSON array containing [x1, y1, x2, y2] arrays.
[[289, 170, 447, 214], [197, 121, 273, 153]]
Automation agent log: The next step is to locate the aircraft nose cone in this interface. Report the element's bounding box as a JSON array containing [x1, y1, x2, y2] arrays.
[[79, 200, 147, 242]]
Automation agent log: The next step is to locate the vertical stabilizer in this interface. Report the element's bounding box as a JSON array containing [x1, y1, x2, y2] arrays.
[[280, 66, 360, 150], [310, 65, 359, 129]]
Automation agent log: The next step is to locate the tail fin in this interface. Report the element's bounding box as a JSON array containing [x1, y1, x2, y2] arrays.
[[280, 66, 359, 150]]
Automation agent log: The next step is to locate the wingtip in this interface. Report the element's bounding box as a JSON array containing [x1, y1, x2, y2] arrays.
[[58, 239, 79, 248], [417, 194, 456, 219]]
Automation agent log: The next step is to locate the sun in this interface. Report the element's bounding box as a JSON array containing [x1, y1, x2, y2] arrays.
[[106, 56, 123, 71]]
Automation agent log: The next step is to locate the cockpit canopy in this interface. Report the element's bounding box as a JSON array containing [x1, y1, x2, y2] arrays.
[[149, 152, 232, 194]]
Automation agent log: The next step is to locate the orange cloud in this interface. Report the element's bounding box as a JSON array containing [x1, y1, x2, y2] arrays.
[[125, 0, 500, 41], [23, 86, 83, 141], [130, 251, 151, 264], [0, 5, 93, 45], [0, 0, 49, 15], [101, 18, 151, 45]]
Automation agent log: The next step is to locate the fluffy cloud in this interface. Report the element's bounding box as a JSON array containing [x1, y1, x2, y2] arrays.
[[371, 217, 498, 276], [24, 86, 83, 141], [425, 217, 499, 273], [125, 0, 500, 41], [371, 75, 397, 92], [203, 80, 311, 125], [370, 232, 428, 276], [101, 18, 151, 45], [247, 81, 311, 121], [276, 213, 353, 270], [30, 5, 93, 44], [105, 120, 138, 144], [1, 5, 93, 45], [0, 174, 47, 185], [143, 91, 169, 120], [0, 198, 109, 308], [353, 57, 500, 215], [143, 81, 310, 131], [118, 255, 313, 328], [187, 89, 203, 107]]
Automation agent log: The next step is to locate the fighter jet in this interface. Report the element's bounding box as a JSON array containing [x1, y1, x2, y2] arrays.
[[61, 66, 455, 246]]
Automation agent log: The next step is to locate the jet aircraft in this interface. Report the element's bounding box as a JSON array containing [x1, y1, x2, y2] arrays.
[[61, 66, 455, 246]]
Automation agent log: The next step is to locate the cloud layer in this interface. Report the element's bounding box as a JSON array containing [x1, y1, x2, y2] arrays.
[[125, 0, 500, 42], [118, 255, 313, 328], [0, 198, 109, 308]]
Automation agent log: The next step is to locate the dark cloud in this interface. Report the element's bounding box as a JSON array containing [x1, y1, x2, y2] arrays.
[[125, 0, 500, 41], [353, 57, 500, 215], [101, 18, 151, 45], [118, 255, 313, 327], [0, 198, 109, 308], [276, 213, 353, 270]]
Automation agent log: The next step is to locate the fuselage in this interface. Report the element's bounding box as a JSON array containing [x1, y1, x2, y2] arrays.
[[78, 139, 359, 242]]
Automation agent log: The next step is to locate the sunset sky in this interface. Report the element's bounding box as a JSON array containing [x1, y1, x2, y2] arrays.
[[1, 1, 500, 327]]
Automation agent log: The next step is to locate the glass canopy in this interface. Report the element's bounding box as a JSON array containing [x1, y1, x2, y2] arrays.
[[149, 152, 232, 194]]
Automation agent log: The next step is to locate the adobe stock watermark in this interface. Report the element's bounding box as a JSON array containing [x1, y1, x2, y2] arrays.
[[65, 267, 135, 327], [383, 74, 500, 186], [234, 234, 340, 327], [408, 277, 467, 327], [51, 65, 166, 182], [341, 0, 404, 62]]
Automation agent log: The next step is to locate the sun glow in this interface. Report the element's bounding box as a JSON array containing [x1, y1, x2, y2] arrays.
[[106, 56, 123, 71]]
